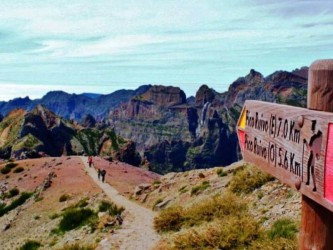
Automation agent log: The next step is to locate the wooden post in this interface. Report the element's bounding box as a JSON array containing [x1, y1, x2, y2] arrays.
[[299, 59, 333, 249]]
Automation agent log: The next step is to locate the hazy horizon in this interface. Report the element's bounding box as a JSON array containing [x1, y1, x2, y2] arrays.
[[0, 0, 332, 101]]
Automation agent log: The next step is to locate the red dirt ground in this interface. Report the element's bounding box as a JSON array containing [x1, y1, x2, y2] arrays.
[[91, 157, 161, 196]]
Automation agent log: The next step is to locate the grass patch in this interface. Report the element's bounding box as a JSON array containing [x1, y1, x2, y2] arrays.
[[229, 164, 274, 194], [59, 194, 70, 202], [59, 208, 97, 232], [171, 214, 261, 250], [0, 192, 32, 217], [13, 167, 25, 173], [216, 168, 227, 177], [154, 193, 247, 233], [19, 240, 41, 250], [58, 243, 96, 250], [154, 193, 299, 249], [75, 198, 89, 208], [268, 218, 298, 240], [178, 186, 188, 194], [154, 206, 185, 232], [190, 181, 210, 196], [98, 200, 124, 216]]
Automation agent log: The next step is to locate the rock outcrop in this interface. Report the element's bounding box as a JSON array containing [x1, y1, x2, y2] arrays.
[[0, 106, 141, 165]]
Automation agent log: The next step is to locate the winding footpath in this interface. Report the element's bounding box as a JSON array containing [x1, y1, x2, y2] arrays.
[[79, 157, 160, 250]]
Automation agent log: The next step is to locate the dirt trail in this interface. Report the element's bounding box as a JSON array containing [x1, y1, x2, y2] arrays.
[[79, 157, 160, 250]]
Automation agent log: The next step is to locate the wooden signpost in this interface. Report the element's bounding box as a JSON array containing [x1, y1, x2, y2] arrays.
[[237, 59, 333, 249]]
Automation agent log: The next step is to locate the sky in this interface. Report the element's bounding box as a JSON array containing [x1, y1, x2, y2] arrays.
[[0, 0, 332, 101]]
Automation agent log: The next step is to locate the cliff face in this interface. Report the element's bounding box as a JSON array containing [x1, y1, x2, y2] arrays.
[[109, 69, 307, 174]]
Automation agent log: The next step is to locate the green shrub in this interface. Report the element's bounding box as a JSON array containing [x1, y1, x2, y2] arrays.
[[0, 192, 32, 217], [216, 168, 227, 177], [8, 188, 20, 198], [1, 167, 11, 174], [13, 167, 24, 173], [98, 200, 124, 216], [59, 208, 96, 231], [59, 194, 70, 202], [75, 198, 89, 208], [58, 243, 96, 250], [190, 181, 210, 196], [229, 164, 274, 194], [268, 218, 298, 240], [19, 240, 41, 250], [6, 162, 18, 169], [154, 206, 185, 232]]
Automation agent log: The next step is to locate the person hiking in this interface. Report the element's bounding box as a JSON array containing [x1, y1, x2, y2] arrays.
[[88, 156, 93, 168], [101, 169, 106, 183], [97, 168, 101, 180]]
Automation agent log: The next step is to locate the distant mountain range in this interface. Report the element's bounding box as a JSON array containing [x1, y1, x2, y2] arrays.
[[0, 66, 309, 173], [0, 85, 151, 120]]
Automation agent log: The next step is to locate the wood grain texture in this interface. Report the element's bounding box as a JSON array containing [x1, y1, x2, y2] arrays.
[[300, 59, 333, 250], [237, 100, 333, 211]]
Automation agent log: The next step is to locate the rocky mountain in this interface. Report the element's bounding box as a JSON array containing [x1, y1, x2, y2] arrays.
[[0, 105, 141, 166], [0, 67, 308, 174], [109, 68, 308, 174], [0, 85, 151, 121]]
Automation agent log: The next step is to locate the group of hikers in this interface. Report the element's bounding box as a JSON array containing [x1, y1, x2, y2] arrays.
[[88, 156, 106, 183]]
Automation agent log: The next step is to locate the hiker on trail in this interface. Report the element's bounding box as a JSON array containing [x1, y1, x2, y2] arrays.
[[97, 168, 101, 180], [88, 156, 93, 168], [101, 169, 106, 183]]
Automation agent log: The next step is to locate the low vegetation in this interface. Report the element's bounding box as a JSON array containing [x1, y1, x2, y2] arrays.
[[98, 200, 124, 216], [19, 240, 41, 250], [13, 166, 25, 173], [216, 168, 227, 177], [1, 166, 12, 174], [190, 181, 210, 196], [58, 243, 96, 250], [0, 192, 32, 217], [268, 218, 298, 240], [58, 208, 97, 232], [229, 164, 274, 194], [6, 162, 18, 169], [59, 194, 71, 202], [153, 162, 299, 250], [154, 192, 298, 249], [8, 187, 20, 197]]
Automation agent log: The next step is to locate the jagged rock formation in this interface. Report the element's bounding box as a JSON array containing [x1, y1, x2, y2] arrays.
[[0, 105, 141, 165], [109, 68, 307, 174]]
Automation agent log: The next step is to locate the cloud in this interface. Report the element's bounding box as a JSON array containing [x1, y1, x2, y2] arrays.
[[0, 0, 332, 98]]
